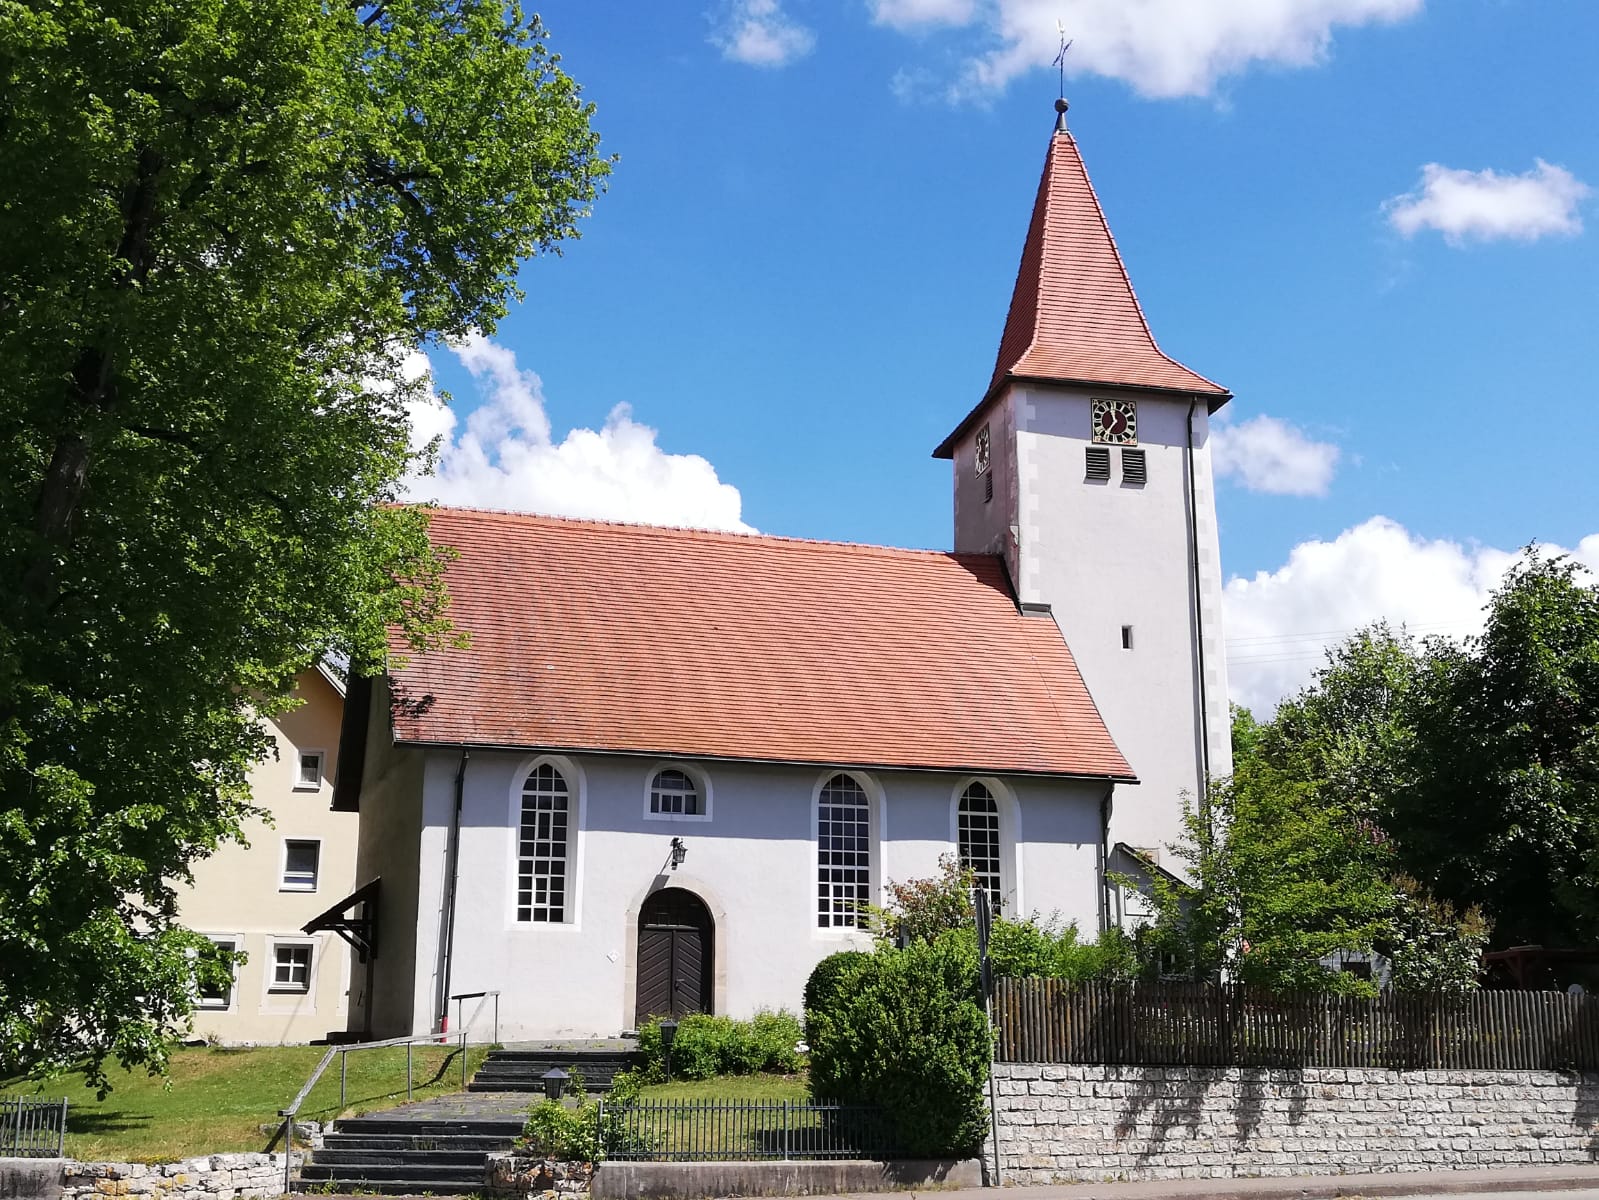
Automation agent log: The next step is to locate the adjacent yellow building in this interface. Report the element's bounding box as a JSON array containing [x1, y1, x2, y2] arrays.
[[182, 666, 357, 1044]]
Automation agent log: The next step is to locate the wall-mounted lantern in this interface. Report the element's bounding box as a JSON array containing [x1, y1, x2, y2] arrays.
[[669, 837, 687, 870]]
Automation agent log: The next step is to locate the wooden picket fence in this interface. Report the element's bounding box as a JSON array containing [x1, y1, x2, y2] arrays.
[[993, 978, 1599, 1070]]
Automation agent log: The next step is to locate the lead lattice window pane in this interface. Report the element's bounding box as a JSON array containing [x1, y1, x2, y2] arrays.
[[517, 764, 570, 923]]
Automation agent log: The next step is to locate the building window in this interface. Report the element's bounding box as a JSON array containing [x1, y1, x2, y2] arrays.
[[1122, 624, 1135, 650], [270, 943, 312, 993], [517, 763, 570, 923], [817, 774, 871, 929], [281, 840, 320, 892], [1085, 446, 1111, 481], [958, 781, 1002, 914], [295, 750, 324, 791], [649, 768, 700, 816], [197, 937, 237, 1009], [1121, 447, 1147, 485]]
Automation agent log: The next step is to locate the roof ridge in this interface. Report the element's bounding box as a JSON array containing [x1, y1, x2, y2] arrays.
[[421, 503, 990, 563]]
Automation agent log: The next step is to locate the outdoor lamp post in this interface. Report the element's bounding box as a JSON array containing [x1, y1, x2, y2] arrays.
[[659, 1019, 679, 1082], [542, 1068, 569, 1101]]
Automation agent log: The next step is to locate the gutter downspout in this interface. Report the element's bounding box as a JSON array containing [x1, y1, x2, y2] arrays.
[[437, 747, 470, 1033], [1097, 783, 1114, 933], [1185, 398, 1212, 801]]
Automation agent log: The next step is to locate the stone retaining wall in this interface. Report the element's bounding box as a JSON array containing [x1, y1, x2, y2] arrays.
[[991, 1064, 1599, 1184], [57, 1154, 294, 1200]]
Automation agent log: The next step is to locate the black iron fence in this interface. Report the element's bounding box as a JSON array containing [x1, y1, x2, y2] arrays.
[[1, 1097, 68, 1158], [995, 978, 1599, 1069], [600, 1099, 895, 1161]]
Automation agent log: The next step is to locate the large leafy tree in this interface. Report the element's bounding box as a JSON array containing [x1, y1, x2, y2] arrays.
[[1386, 555, 1599, 946], [0, 0, 608, 1085]]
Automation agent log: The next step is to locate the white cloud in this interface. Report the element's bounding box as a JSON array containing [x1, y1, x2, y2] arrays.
[[710, 0, 816, 67], [1384, 160, 1591, 245], [919, 0, 1423, 100], [870, 0, 977, 31], [402, 336, 753, 533], [1223, 517, 1599, 714], [1211, 414, 1340, 497]]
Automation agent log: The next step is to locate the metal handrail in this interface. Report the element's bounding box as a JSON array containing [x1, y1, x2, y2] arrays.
[[276, 990, 501, 1194]]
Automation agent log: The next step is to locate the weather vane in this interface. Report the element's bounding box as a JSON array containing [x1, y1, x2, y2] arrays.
[[1053, 20, 1072, 100]]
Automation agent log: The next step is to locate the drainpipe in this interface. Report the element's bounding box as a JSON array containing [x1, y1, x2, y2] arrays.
[[437, 747, 470, 1033], [1097, 784, 1114, 933], [1185, 398, 1212, 801]]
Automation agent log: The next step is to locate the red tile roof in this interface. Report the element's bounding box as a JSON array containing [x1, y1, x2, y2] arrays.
[[936, 128, 1227, 459], [388, 508, 1133, 780]]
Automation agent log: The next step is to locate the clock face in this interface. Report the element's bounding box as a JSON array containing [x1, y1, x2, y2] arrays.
[[974, 424, 991, 476], [1091, 398, 1137, 445]]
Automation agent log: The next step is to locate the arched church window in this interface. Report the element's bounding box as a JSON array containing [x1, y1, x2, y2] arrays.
[[517, 763, 570, 923], [958, 781, 1002, 914], [650, 768, 700, 816], [817, 773, 871, 928]]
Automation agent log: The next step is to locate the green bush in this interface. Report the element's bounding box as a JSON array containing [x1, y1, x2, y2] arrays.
[[637, 1010, 805, 1080], [804, 938, 991, 1159]]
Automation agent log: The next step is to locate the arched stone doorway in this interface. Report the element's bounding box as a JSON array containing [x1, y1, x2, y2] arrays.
[[635, 887, 714, 1021]]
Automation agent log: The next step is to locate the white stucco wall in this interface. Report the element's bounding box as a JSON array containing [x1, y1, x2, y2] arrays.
[[952, 384, 1231, 871], [380, 750, 1105, 1041]]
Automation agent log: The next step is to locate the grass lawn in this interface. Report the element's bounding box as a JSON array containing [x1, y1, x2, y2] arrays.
[[637, 1073, 809, 1102], [0, 1043, 489, 1162]]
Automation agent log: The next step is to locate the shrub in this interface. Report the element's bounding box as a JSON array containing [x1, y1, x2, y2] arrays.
[[804, 937, 991, 1159], [637, 1010, 805, 1080]]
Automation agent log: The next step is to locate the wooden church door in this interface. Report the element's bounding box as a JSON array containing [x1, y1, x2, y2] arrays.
[[635, 888, 713, 1021]]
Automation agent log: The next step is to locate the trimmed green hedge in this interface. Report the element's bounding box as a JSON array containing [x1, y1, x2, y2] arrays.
[[803, 935, 991, 1159], [637, 1010, 804, 1081]]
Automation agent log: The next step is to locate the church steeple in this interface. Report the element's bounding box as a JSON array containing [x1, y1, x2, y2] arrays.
[[935, 110, 1228, 459]]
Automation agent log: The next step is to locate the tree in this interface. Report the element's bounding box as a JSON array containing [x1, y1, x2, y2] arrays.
[[1384, 554, 1599, 947], [0, 0, 609, 1087]]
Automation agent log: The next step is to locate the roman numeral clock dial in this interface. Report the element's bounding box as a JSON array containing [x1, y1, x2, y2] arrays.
[[1091, 398, 1137, 445]]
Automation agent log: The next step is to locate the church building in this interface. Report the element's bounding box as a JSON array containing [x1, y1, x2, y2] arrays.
[[332, 101, 1232, 1041]]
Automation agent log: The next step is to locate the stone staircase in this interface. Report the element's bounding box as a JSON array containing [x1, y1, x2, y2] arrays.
[[293, 1112, 523, 1195], [467, 1042, 641, 1094]]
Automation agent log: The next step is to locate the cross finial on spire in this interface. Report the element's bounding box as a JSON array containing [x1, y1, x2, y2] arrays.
[[1052, 22, 1072, 130]]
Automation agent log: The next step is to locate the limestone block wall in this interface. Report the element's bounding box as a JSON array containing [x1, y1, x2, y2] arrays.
[[991, 1063, 1599, 1184], [56, 1154, 296, 1200]]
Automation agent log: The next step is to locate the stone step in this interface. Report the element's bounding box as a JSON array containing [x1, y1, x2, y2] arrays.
[[310, 1149, 489, 1168], [329, 1117, 524, 1136], [289, 1180, 479, 1196], [320, 1132, 515, 1152], [299, 1163, 486, 1184]]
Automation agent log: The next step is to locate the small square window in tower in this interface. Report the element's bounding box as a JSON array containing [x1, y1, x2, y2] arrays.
[[1121, 448, 1147, 485], [1085, 446, 1111, 481]]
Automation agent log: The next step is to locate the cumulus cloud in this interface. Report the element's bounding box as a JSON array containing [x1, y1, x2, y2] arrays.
[[402, 336, 752, 533], [870, 0, 977, 30], [1211, 414, 1340, 497], [1384, 160, 1591, 245], [904, 0, 1423, 100], [1223, 518, 1599, 715], [710, 0, 816, 67]]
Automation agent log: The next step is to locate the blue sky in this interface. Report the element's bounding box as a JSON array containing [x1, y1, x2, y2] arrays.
[[409, 0, 1599, 710]]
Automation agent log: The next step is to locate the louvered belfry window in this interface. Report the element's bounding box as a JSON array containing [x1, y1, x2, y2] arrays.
[[818, 774, 871, 928], [1121, 447, 1147, 485], [1085, 446, 1111, 480], [958, 781, 1002, 914], [517, 764, 570, 922]]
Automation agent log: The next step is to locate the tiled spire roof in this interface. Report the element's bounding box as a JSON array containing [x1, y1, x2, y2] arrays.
[[936, 123, 1228, 458]]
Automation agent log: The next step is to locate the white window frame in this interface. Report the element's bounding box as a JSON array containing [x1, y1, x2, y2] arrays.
[[196, 935, 240, 1010], [950, 777, 1021, 916], [280, 838, 321, 893], [642, 763, 713, 823], [267, 939, 314, 995], [812, 769, 882, 937], [294, 748, 325, 792], [512, 757, 577, 926]]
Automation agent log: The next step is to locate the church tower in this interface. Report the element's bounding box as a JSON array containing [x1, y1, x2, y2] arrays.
[[935, 99, 1232, 867]]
